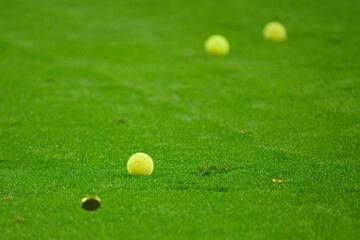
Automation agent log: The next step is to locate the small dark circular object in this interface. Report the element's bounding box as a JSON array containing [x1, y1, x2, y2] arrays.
[[81, 196, 101, 211]]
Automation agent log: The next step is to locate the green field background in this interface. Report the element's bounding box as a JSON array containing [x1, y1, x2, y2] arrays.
[[0, 0, 359, 239]]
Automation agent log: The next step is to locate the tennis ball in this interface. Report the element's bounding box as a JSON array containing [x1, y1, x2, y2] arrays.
[[204, 35, 229, 56], [127, 152, 154, 176], [263, 22, 287, 42]]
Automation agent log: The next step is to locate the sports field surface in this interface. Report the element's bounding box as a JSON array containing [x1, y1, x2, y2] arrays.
[[1, 0, 359, 239]]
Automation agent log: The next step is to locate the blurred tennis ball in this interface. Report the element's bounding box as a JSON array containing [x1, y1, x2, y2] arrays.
[[127, 152, 154, 176], [263, 22, 287, 42], [204, 35, 230, 56]]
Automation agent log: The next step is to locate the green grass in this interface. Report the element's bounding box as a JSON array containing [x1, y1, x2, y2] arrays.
[[1, 0, 360, 239]]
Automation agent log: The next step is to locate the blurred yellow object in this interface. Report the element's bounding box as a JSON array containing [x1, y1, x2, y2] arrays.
[[263, 22, 287, 42], [127, 152, 154, 176], [204, 35, 230, 56], [272, 179, 286, 183]]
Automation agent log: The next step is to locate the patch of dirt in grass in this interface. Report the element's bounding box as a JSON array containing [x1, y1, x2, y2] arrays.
[[197, 163, 233, 176], [238, 129, 252, 136], [15, 215, 23, 224], [4, 196, 13, 203]]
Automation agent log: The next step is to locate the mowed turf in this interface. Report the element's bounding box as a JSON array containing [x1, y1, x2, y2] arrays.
[[0, 0, 359, 239]]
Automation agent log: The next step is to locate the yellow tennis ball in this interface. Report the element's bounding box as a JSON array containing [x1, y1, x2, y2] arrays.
[[263, 22, 287, 42], [127, 152, 154, 176], [204, 35, 230, 56]]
